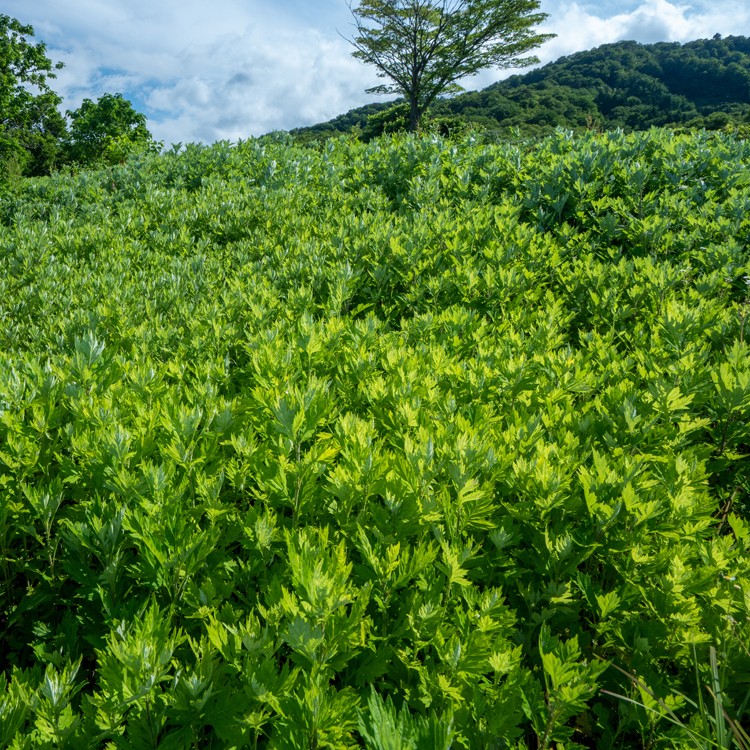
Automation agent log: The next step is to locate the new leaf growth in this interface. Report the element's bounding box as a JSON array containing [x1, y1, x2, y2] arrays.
[[345, 0, 556, 131]]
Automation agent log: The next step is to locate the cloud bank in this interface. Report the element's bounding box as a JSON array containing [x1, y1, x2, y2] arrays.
[[6, 0, 750, 144]]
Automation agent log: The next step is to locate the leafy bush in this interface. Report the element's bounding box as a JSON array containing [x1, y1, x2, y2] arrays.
[[362, 104, 480, 142], [64, 93, 162, 167]]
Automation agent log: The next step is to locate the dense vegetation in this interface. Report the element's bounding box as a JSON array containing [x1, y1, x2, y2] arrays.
[[290, 35, 750, 142], [0, 125, 748, 748], [0, 15, 160, 181]]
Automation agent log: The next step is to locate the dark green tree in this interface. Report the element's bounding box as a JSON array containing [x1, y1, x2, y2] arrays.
[[65, 93, 160, 166], [0, 15, 67, 179], [344, 0, 555, 131], [362, 101, 411, 139]]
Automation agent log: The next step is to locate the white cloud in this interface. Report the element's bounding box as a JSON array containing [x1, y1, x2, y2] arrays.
[[20, 0, 385, 143], [536, 0, 750, 65], [4, 0, 750, 143], [467, 0, 750, 92], [135, 27, 383, 144]]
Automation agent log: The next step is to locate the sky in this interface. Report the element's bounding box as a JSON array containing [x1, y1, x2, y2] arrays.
[[9, 0, 750, 146]]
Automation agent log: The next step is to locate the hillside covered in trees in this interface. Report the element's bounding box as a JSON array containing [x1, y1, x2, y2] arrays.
[[290, 34, 750, 142]]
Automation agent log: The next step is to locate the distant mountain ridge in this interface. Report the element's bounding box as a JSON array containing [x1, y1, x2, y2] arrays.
[[290, 35, 750, 141]]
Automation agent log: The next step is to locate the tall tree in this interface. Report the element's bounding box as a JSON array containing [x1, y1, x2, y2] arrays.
[[65, 93, 160, 166], [0, 15, 67, 178], [344, 0, 555, 131]]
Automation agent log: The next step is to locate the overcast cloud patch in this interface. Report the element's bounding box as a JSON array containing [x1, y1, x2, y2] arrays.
[[3, 0, 748, 143], [227, 72, 254, 87]]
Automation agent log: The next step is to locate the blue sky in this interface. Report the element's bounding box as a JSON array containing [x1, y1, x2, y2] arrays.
[[8, 0, 750, 145]]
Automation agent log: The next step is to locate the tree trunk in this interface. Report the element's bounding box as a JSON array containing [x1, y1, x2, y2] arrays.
[[409, 97, 420, 132]]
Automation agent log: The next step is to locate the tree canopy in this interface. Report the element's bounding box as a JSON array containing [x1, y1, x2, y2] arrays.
[[291, 35, 750, 143], [65, 93, 160, 166], [0, 15, 67, 178], [0, 16, 160, 180], [345, 0, 555, 131]]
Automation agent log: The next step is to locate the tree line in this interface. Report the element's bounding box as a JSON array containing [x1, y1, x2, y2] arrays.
[[4, 5, 749, 181], [2, 0, 553, 180], [291, 34, 750, 143], [0, 15, 160, 181]]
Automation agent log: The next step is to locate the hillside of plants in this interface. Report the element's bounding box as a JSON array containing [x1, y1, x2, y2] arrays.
[[0, 125, 749, 749], [290, 35, 750, 143]]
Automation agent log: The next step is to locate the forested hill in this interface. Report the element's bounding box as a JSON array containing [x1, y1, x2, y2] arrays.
[[290, 35, 750, 142]]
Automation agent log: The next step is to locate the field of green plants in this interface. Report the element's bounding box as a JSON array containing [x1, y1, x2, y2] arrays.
[[0, 127, 749, 749]]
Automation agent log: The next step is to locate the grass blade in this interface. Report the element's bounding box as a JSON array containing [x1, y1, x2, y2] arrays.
[[600, 690, 710, 749], [694, 637, 712, 744], [710, 647, 728, 749], [705, 686, 750, 750]]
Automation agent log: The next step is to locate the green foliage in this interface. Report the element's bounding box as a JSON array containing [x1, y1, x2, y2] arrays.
[[361, 103, 476, 142], [0, 127, 749, 747], [293, 35, 750, 143], [602, 635, 750, 749], [521, 625, 608, 749], [64, 93, 161, 167], [346, 0, 555, 131], [358, 687, 454, 750], [0, 15, 67, 179], [362, 104, 412, 141], [0, 17, 161, 179]]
